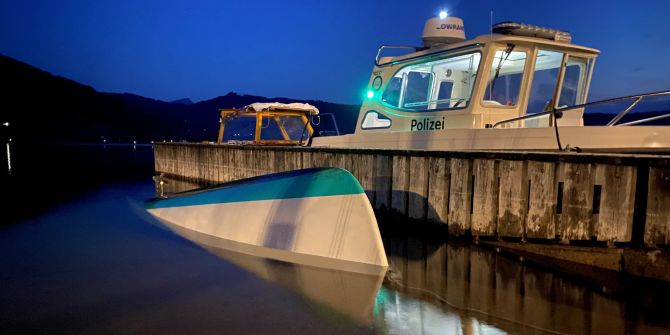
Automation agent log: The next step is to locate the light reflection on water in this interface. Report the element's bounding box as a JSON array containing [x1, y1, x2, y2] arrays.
[[374, 287, 507, 335], [5, 142, 11, 174]]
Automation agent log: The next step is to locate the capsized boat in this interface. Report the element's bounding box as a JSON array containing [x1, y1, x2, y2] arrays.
[[145, 167, 388, 275], [311, 16, 670, 152]]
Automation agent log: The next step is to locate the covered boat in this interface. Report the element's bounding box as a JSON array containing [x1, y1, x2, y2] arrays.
[[216, 102, 319, 146]]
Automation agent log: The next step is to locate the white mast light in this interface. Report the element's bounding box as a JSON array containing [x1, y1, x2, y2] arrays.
[[439, 10, 448, 19]]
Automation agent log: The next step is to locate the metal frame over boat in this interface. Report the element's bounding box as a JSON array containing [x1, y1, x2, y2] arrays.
[[216, 102, 317, 146], [311, 16, 670, 152]]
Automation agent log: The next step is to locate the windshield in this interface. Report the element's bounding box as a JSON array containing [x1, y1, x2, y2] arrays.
[[483, 46, 528, 107], [221, 114, 256, 142], [221, 113, 310, 143], [380, 51, 482, 111]]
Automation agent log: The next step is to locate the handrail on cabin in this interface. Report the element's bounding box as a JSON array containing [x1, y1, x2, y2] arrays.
[[375, 45, 421, 66], [374, 44, 484, 67]]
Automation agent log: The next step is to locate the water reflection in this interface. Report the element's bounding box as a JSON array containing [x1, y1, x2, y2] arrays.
[[5, 141, 11, 174], [374, 287, 506, 335], [163, 222, 386, 325], [158, 175, 670, 334], [379, 234, 670, 334]]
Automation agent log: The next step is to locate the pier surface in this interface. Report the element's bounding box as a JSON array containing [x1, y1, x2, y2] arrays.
[[153, 143, 670, 281]]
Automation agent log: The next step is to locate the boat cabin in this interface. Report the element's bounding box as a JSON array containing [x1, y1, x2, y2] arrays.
[[216, 103, 317, 145], [358, 19, 600, 133]]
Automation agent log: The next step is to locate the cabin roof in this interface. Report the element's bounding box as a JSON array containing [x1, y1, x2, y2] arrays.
[[220, 102, 320, 115], [381, 33, 600, 66]]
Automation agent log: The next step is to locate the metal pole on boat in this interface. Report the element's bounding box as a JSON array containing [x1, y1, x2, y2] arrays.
[[490, 9, 493, 41]]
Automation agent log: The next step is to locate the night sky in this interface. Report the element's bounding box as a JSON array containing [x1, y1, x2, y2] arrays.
[[1, 0, 669, 104]]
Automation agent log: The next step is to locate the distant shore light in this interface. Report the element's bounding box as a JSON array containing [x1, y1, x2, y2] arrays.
[[439, 10, 448, 19], [2, 122, 8, 127]]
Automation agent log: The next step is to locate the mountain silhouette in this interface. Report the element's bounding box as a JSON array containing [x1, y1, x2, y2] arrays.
[[0, 54, 359, 144], [170, 98, 194, 105]]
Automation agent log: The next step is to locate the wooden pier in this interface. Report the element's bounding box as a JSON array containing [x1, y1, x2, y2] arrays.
[[153, 143, 670, 280]]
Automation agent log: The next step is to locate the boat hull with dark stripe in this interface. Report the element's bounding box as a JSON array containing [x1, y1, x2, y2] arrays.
[[145, 168, 387, 274]]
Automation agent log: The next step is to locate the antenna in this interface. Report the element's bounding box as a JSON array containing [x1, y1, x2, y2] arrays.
[[490, 9, 493, 42]]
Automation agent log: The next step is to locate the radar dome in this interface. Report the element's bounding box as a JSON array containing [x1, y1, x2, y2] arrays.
[[422, 16, 465, 47]]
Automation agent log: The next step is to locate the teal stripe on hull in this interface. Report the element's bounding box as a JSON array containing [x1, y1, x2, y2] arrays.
[[146, 168, 365, 209]]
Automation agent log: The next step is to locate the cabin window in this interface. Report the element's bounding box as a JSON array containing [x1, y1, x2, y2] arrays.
[[381, 77, 402, 107], [261, 117, 285, 140], [403, 71, 433, 110], [483, 50, 527, 106], [558, 57, 589, 108], [277, 115, 309, 140], [525, 50, 564, 127], [527, 50, 563, 115], [436, 81, 454, 109], [222, 115, 256, 142], [380, 51, 482, 111], [260, 115, 309, 141]]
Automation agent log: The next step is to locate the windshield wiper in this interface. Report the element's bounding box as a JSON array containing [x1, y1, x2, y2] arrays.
[[489, 44, 515, 94]]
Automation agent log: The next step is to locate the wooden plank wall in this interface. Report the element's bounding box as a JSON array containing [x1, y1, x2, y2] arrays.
[[646, 167, 670, 246], [154, 143, 670, 244]]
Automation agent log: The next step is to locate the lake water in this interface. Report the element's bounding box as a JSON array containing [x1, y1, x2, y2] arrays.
[[1, 144, 669, 334]]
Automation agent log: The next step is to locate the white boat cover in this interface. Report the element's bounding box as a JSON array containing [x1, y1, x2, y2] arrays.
[[245, 102, 319, 115]]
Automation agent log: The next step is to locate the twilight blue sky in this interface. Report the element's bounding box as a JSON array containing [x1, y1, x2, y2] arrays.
[[1, 0, 669, 104]]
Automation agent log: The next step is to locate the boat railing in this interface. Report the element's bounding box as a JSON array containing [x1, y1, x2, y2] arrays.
[[406, 97, 469, 107], [315, 113, 341, 136], [492, 90, 670, 128], [374, 44, 483, 67]]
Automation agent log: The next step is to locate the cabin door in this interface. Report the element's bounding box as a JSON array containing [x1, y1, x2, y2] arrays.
[[525, 50, 591, 127], [524, 50, 567, 127]]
